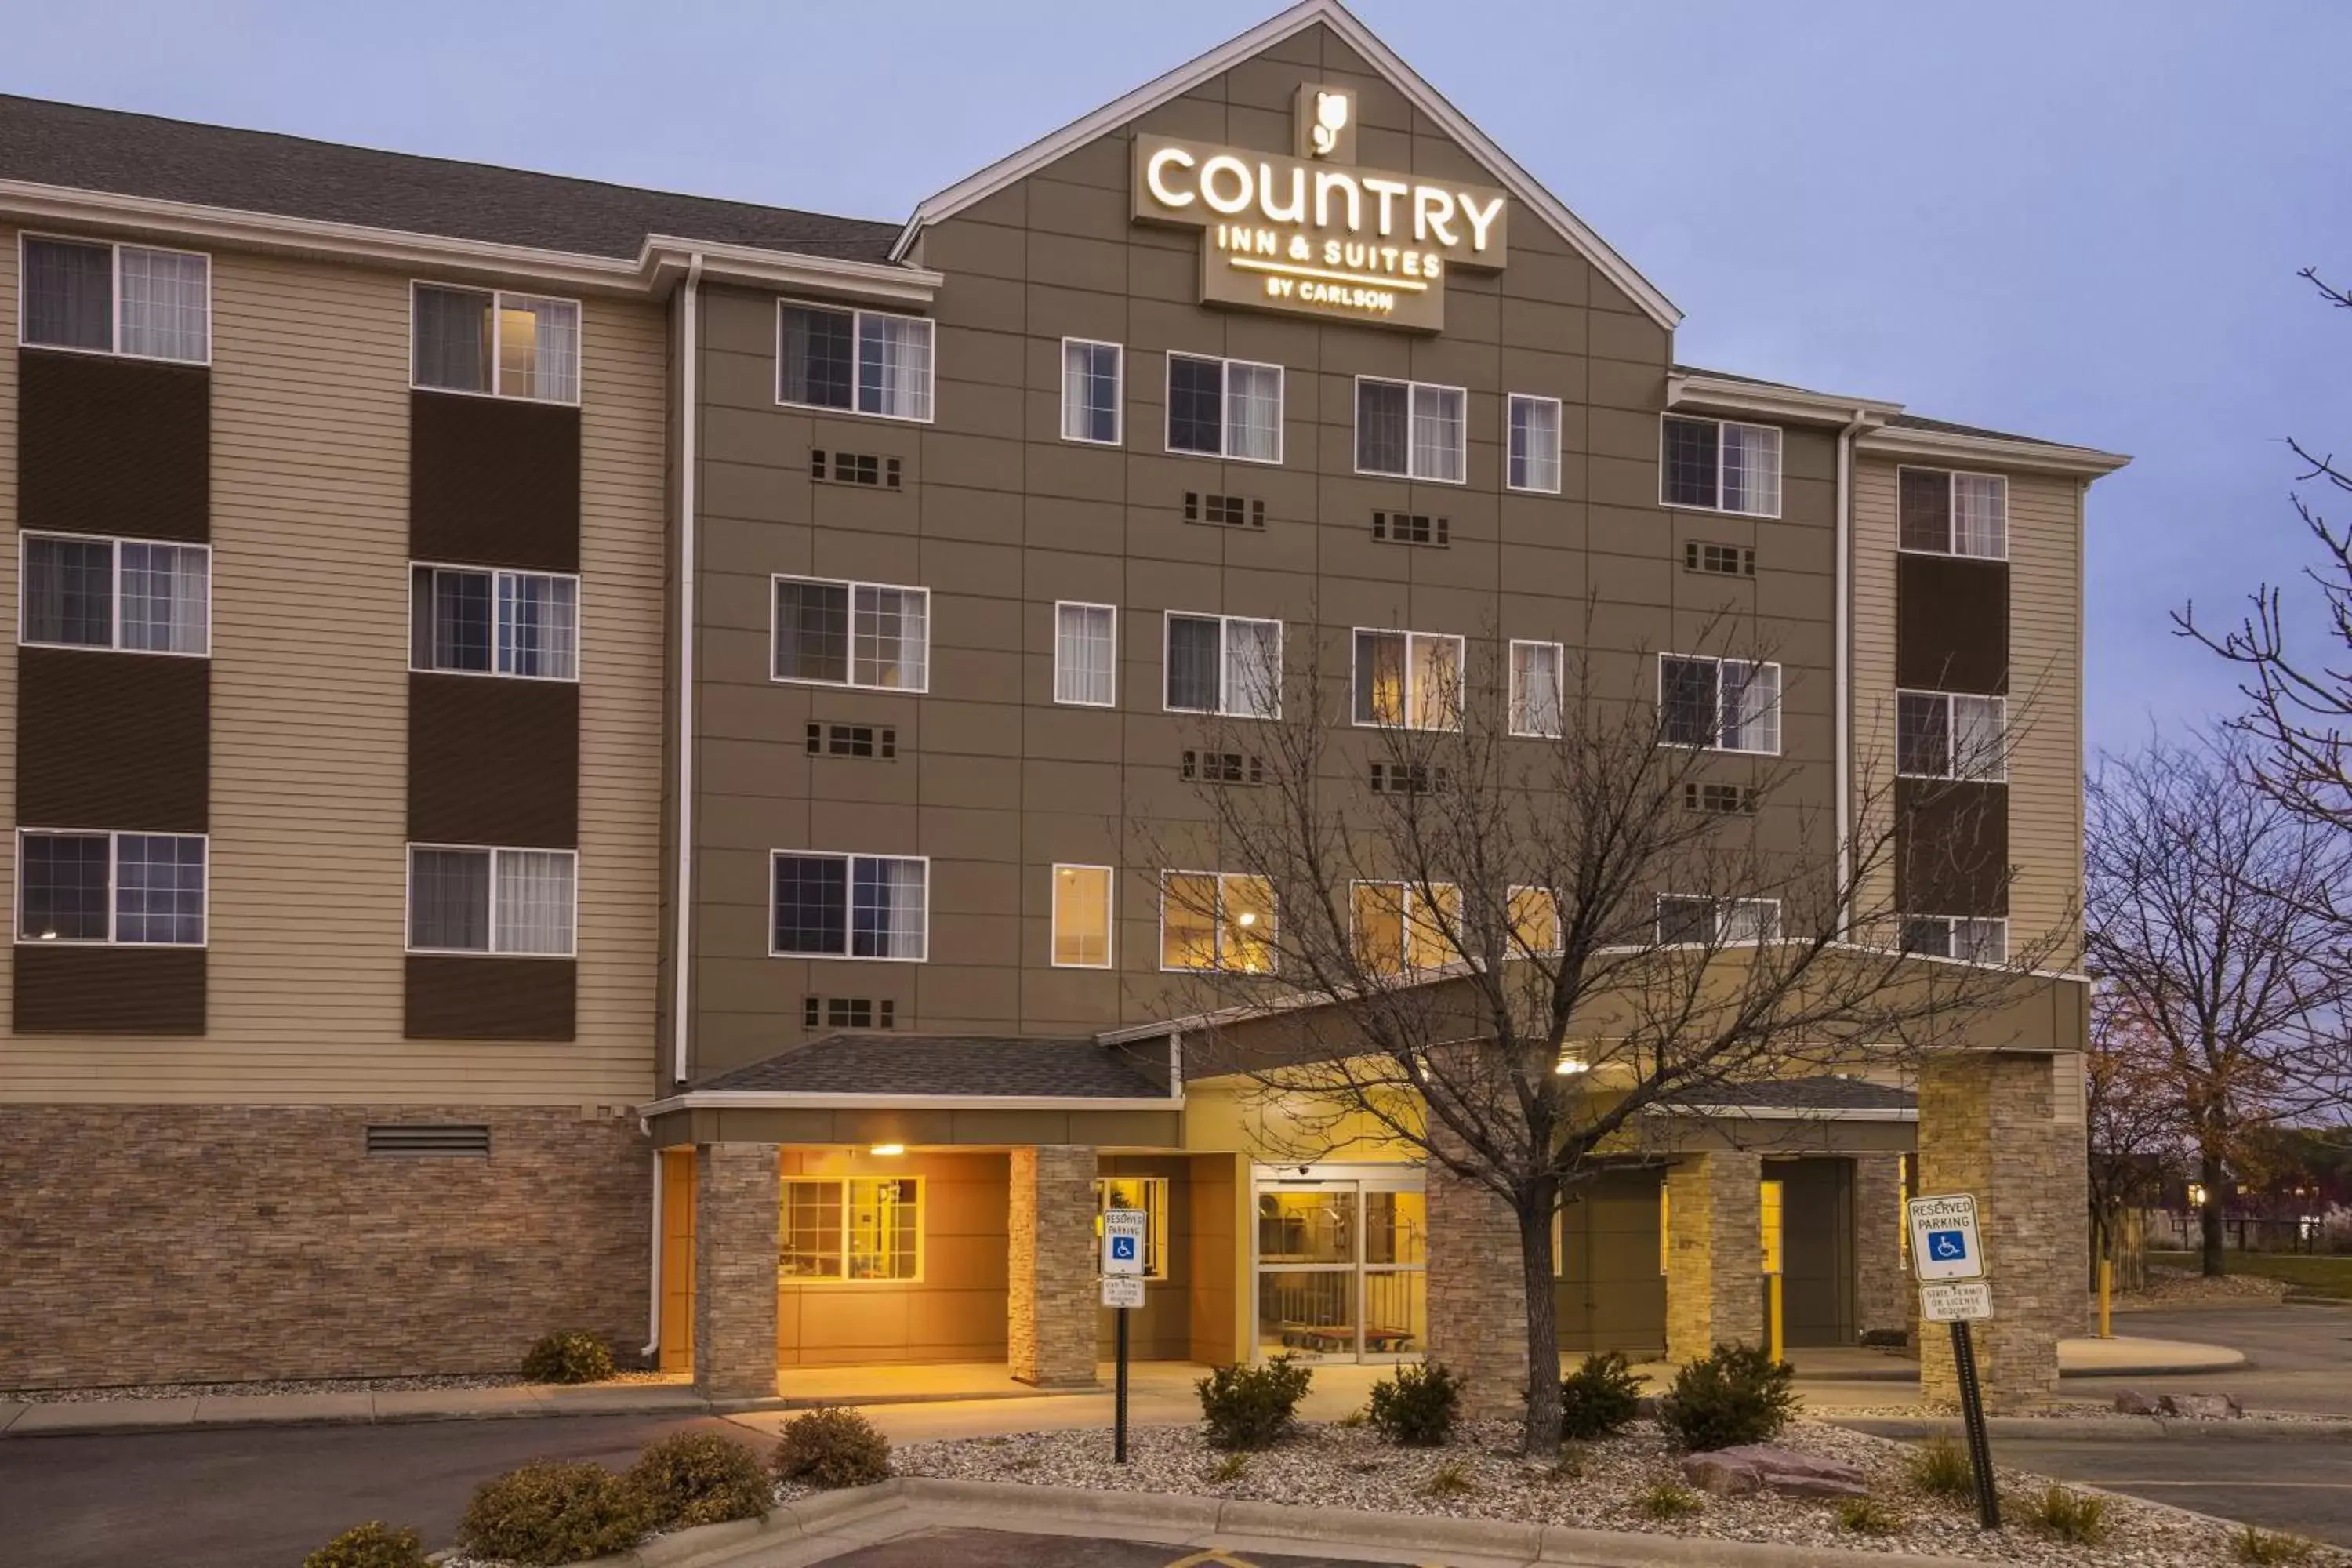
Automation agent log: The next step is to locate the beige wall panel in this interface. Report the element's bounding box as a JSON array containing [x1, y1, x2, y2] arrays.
[[2006, 472, 2085, 963]]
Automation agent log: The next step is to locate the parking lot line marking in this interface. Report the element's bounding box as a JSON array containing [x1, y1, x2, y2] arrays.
[[1167, 1551, 1262, 1568]]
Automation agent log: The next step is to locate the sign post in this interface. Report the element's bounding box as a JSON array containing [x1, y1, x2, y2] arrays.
[[1907, 1192, 2000, 1530], [1102, 1208, 1149, 1465]]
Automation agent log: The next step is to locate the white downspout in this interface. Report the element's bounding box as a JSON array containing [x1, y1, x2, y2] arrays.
[[671, 255, 703, 1086], [639, 1149, 663, 1360], [1834, 408, 1869, 931]]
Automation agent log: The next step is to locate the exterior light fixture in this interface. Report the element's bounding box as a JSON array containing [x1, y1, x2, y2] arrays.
[[1555, 1052, 1590, 1076], [869, 1143, 906, 1157]]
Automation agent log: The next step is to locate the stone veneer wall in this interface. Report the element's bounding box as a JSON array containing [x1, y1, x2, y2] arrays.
[[1008, 1145, 1098, 1388], [1423, 1142, 1528, 1418], [693, 1142, 782, 1399], [1664, 1151, 1763, 1363], [1852, 1153, 1908, 1341], [1916, 1053, 2087, 1411], [0, 1105, 647, 1388]]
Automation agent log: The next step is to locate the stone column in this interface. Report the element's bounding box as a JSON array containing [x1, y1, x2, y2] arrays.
[[1422, 1145, 1528, 1420], [1665, 1151, 1762, 1364], [1852, 1153, 1908, 1343], [1916, 1052, 2088, 1411], [691, 1143, 779, 1401], [1009, 1145, 1099, 1388]]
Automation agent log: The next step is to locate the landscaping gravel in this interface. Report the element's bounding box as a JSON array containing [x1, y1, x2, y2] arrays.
[[2114, 1267, 2291, 1309], [2, 1370, 685, 1403]]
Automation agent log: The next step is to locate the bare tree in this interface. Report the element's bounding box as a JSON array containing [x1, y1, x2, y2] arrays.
[[2085, 992, 2182, 1293], [1147, 612, 2051, 1456], [2084, 731, 2352, 1277]]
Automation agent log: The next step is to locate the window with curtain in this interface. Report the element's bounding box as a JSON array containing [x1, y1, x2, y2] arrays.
[[17, 829, 206, 945], [777, 303, 933, 420], [1352, 629, 1463, 730], [1901, 915, 2007, 963], [1508, 886, 1563, 956], [1062, 339, 1123, 445], [1661, 416, 1781, 517], [409, 566, 577, 680], [779, 1178, 922, 1281], [1160, 870, 1276, 972], [1898, 691, 2007, 782], [772, 852, 927, 960], [411, 284, 580, 404], [22, 237, 209, 362], [1054, 602, 1116, 706], [1657, 655, 1780, 753], [1508, 394, 1562, 492], [1351, 880, 1462, 975], [1898, 466, 2008, 559], [405, 845, 575, 956], [1164, 612, 1281, 718], [20, 534, 209, 655], [1165, 354, 1282, 462], [1657, 895, 1780, 946], [1357, 378, 1466, 481], [771, 576, 928, 691], [1509, 640, 1564, 737], [1051, 864, 1114, 967]]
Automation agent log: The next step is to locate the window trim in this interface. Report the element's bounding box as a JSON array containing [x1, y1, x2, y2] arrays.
[[402, 843, 579, 959], [17, 531, 213, 659], [1506, 393, 1563, 495], [769, 574, 933, 695], [775, 299, 937, 424], [407, 561, 583, 683], [1896, 689, 2009, 782], [1051, 600, 1119, 709], [406, 280, 583, 407], [1654, 894, 1783, 947], [1050, 862, 1116, 970], [1160, 611, 1283, 720], [1895, 463, 2011, 561], [1900, 913, 2010, 964], [1507, 637, 1566, 739], [1156, 868, 1278, 975], [1658, 414, 1784, 520], [1353, 374, 1469, 485], [779, 1174, 927, 1285], [13, 827, 211, 948], [768, 849, 932, 963], [1350, 626, 1467, 731], [1163, 351, 1286, 466], [17, 233, 213, 366], [1656, 653, 1783, 756], [1059, 337, 1124, 447]]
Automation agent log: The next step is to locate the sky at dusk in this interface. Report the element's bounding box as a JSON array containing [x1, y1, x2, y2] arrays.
[[8, 0, 2347, 759]]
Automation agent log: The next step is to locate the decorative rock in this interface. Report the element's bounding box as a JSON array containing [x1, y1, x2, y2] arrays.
[[1679, 1444, 1871, 1499], [1634, 1394, 1663, 1420], [2158, 1393, 2239, 1420], [1681, 1452, 1762, 1495], [2113, 1390, 2162, 1416]]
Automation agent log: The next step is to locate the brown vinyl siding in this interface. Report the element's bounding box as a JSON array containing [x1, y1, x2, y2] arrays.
[[408, 390, 583, 572], [406, 673, 579, 847], [1896, 553, 2009, 693], [14, 944, 205, 1034], [404, 954, 575, 1040], [16, 348, 209, 540], [16, 646, 209, 829]]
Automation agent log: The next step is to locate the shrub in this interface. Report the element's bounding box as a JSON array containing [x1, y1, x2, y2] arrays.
[[1656, 1343, 1796, 1452], [1836, 1497, 1900, 1536], [1560, 1351, 1643, 1440], [628, 1431, 771, 1530], [1196, 1356, 1313, 1450], [1205, 1452, 1251, 1483], [771, 1406, 891, 1490], [519, 1331, 615, 1385], [2237, 1526, 2320, 1565], [1904, 1434, 1975, 1501], [2024, 1485, 2111, 1545], [1421, 1458, 1476, 1498], [301, 1522, 428, 1568], [1367, 1361, 1461, 1447], [1635, 1479, 1701, 1520], [456, 1461, 649, 1567]]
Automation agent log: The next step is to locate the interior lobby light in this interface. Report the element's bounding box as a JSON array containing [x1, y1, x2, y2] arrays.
[[869, 1143, 906, 1157], [1555, 1052, 1590, 1076], [1236, 911, 1258, 927]]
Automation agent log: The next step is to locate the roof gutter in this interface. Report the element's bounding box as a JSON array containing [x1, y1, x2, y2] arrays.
[[670, 252, 703, 1088], [639, 1090, 1186, 1116], [1834, 405, 1876, 928]]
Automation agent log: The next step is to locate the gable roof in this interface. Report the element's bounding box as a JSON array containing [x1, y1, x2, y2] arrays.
[[892, 0, 1679, 330]]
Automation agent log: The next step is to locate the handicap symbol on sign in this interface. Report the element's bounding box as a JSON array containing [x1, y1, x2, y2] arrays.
[[1927, 1230, 1967, 1261], [1111, 1236, 1138, 1261]]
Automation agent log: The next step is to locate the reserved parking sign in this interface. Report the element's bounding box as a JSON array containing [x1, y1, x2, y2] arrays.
[[1906, 1193, 1985, 1283]]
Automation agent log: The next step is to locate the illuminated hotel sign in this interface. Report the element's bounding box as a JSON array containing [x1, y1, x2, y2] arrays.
[[1131, 85, 1508, 331]]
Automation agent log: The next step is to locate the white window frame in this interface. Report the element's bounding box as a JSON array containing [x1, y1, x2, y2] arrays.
[[775, 299, 936, 424], [17, 532, 212, 659], [1354, 375, 1468, 484], [1657, 654, 1782, 756], [14, 827, 210, 947], [1050, 862, 1116, 970], [1508, 638, 1565, 739], [406, 281, 583, 406], [1659, 415, 1783, 519], [1095, 1175, 1171, 1281], [1655, 895, 1783, 947], [770, 575, 931, 695], [1156, 869, 1278, 975], [1507, 884, 1565, 956], [1896, 465, 2010, 561], [402, 844, 579, 959], [1161, 612, 1283, 720], [1060, 337, 1123, 447], [1901, 914, 2009, 964], [1352, 627, 1466, 731], [408, 562, 582, 683], [768, 850, 931, 963], [1896, 690, 2009, 783], [17, 233, 212, 366], [1350, 879, 1463, 974], [1507, 394, 1563, 495], [1052, 601, 1118, 708], [779, 1174, 927, 1284], [1163, 352, 1285, 465]]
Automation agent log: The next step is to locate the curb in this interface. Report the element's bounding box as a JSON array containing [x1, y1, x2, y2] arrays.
[[1829, 1414, 2352, 1442]]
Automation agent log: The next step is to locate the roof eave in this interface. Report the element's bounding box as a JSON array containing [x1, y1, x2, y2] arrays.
[[640, 1089, 1185, 1115], [1860, 423, 2132, 478], [1665, 371, 1902, 428]]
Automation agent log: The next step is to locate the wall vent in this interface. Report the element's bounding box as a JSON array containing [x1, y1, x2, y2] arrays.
[[1684, 541, 1755, 577], [802, 997, 897, 1029], [811, 449, 902, 490], [1181, 750, 1263, 786], [1370, 760, 1446, 795], [1684, 781, 1760, 815], [804, 722, 898, 760], [1371, 510, 1449, 546], [366, 1123, 491, 1159], [1182, 492, 1266, 529]]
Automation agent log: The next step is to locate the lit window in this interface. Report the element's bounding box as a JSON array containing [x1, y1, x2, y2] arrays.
[[1508, 886, 1563, 955], [17, 829, 206, 946], [1160, 870, 1276, 972], [1508, 394, 1562, 493], [1167, 353, 1283, 463], [412, 284, 579, 404], [1899, 467, 2007, 559], [1351, 881, 1462, 975], [1051, 864, 1114, 968], [1054, 602, 1117, 707], [1353, 630, 1464, 731], [1897, 691, 2007, 782], [20, 534, 209, 656], [780, 1176, 922, 1282], [1656, 895, 1781, 946], [1508, 640, 1563, 738], [773, 576, 929, 692], [1760, 1179, 1784, 1276], [1165, 612, 1282, 719], [1096, 1176, 1169, 1280], [772, 852, 928, 961], [779, 303, 934, 421], [409, 565, 579, 680], [1659, 655, 1780, 753], [1661, 416, 1781, 517], [21, 236, 209, 363], [1062, 339, 1123, 445], [1357, 377, 1465, 482], [406, 845, 576, 956], [1900, 915, 2007, 963]]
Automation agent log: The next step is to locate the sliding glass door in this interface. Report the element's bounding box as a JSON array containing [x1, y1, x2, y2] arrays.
[[1252, 1167, 1426, 1363]]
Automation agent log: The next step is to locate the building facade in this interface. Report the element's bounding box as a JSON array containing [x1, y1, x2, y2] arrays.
[[0, 0, 2122, 1407]]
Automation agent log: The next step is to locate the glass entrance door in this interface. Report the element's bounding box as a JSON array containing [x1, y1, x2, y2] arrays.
[[1252, 1167, 1427, 1363]]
